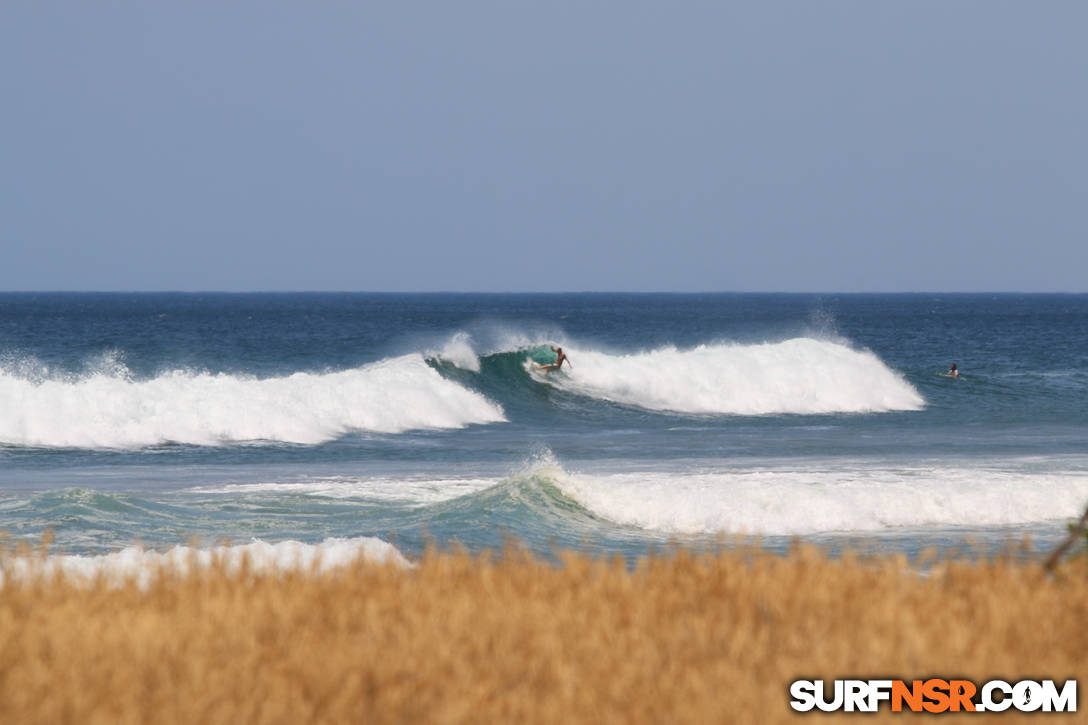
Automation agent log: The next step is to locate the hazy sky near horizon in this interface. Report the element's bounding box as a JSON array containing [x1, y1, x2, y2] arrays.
[[2, 3, 1085, 292]]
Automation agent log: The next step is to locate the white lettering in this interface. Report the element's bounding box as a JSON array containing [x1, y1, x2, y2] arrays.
[[789, 680, 817, 712], [844, 680, 869, 712], [816, 679, 844, 712], [1014, 680, 1043, 712], [1041, 680, 1077, 712], [868, 680, 893, 711], [982, 680, 1013, 712]]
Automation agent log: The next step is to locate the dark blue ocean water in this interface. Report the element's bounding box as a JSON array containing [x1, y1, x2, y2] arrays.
[[1, 293, 1086, 565]]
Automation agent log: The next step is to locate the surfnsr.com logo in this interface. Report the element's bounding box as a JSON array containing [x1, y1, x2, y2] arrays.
[[790, 679, 1077, 713]]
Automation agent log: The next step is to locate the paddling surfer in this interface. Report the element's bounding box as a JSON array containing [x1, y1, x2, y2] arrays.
[[535, 346, 571, 373], [940, 363, 960, 379]]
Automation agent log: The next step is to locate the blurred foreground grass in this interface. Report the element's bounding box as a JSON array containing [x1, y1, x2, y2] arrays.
[[1, 542, 1085, 723]]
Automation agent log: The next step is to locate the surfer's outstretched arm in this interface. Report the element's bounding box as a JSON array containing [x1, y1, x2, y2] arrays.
[[547, 345, 570, 371]]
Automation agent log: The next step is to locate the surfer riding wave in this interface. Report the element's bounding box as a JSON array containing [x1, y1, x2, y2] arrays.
[[534, 346, 571, 374]]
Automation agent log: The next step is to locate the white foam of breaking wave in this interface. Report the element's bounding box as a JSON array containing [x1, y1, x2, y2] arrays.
[[189, 475, 497, 505], [553, 463, 1088, 535], [435, 327, 566, 364], [0, 536, 412, 589], [433, 331, 481, 372], [0, 353, 505, 449], [531, 338, 924, 415]]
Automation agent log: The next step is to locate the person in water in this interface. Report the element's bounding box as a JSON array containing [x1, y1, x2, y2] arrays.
[[948, 363, 959, 378], [536, 346, 571, 373]]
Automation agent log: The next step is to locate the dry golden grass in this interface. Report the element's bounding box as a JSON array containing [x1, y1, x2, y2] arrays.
[[1, 543, 1086, 724]]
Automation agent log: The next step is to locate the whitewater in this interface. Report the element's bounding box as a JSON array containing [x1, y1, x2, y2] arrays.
[[527, 338, 924, 415], [0, 353, 505, 448], [1, 292, 1086, 566], [0, 335, 922, 450]]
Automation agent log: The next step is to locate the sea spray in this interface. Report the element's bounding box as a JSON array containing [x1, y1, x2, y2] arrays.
[[433, 331, 481, 372]]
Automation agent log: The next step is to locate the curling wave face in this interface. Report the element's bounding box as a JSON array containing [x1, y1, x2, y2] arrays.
[[0, 354, 506, 449], [531, 338, 925, 415]]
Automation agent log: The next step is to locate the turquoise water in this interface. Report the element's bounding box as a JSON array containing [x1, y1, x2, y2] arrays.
[[1, 293, 1086, 564]]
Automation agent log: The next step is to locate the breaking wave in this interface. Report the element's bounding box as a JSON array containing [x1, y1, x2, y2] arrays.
[[528, 338, 924, 415], [0, 331, 924, 450], [0, 536, 411, 589], [443, 452, 1088, 537], [0, 353, 505, 449], [553, 463, 1088, 535]]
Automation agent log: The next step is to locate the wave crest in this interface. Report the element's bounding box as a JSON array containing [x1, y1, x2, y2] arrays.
[[0, 536, 411, 589], [555, 464, 1088, 535], [534, 338, 924, 415], [0, 354, 505, 449]]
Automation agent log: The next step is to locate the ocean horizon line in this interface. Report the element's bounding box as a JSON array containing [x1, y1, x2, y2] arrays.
[[1, 289, 1085, 296]]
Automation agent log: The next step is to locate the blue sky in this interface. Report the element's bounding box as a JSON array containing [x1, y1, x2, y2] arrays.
[[2, 2, 1085, 292]]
